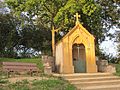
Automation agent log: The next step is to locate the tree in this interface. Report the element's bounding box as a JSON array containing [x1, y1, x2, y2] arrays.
[[6, 0, 120, 56], [0, 13, 20, 57], [116, 31, 120, 59]]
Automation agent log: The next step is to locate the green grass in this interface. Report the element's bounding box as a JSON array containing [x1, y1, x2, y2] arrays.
[[0, 58, 43, 69], [0, 78, 76, 90], [115, 64, 120, 76], [0, 78, 9, 84], [0, 58, 76, 90]]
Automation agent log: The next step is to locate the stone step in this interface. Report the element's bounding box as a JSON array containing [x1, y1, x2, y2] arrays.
[[67, 76, 120, 82], [62, 73, 113, 79], [62, 73, 112, 76], [54, 73, 120, 90], [72, 80, 120, 87], [53, 73, 112, 76], [78, 84, 120, 90]]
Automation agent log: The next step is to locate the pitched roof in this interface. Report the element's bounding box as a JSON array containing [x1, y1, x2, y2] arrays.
[[56, 23, 95, 45]]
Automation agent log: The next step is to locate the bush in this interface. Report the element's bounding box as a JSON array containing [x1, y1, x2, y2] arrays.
[[115, 64, 120, 76]]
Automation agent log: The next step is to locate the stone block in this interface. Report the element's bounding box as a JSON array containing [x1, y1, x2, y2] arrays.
[[105, 65, 116, 73], [98, 65, 106, 72], [43, 62, 52, 74], [42, 55, 48, 61], [44, 67, 52, 74], [42, 55, 55, 73], [97, 60, 116, 73], [97, 60, 109, 72], [99, 60, 108, 66]]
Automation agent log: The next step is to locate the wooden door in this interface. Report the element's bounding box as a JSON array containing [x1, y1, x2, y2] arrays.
[[72, 44, 86, 73]]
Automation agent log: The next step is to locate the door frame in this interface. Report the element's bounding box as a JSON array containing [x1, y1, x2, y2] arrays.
[[72, 43, 86, 73]]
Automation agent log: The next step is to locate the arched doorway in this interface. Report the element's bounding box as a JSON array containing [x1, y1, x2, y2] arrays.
[[72, 44, 86, 73]]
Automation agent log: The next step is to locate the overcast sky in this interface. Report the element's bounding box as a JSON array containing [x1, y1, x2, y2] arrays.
[[100, 28, 119, 57]]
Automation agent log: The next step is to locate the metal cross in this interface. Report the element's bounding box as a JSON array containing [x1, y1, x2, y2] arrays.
[[74, 13, 80, 25]]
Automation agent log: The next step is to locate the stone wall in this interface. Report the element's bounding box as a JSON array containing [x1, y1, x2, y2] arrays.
[[97, 60, 116, 73]]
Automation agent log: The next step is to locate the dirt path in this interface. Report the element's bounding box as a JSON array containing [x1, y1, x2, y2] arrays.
[[7, 76, 47, 83]]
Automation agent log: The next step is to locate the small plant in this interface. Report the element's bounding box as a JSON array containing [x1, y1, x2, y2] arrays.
[[32, 78, 76, 90], [8, 80, 30, 90], [22, 79, 29, 84], [0, 78, 9, 84], [115, 64, 120, 76]]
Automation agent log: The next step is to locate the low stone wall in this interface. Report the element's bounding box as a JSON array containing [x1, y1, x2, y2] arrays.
[[104, 64, 116, 73], [97, 60, 116, 73]]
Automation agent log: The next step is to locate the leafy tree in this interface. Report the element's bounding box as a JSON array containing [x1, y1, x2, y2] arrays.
[[0, 1, 21, 57], [116, 31, 120, 59], [6, 0, 120, 56], [0, 13, 20, 57]]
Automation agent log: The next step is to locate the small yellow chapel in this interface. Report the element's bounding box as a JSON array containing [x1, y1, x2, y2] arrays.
[[54, 13, 97, 74]]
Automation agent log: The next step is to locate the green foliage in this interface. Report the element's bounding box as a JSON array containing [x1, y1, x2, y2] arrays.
[[4, 0, 120, 57], [6, 0, 98, 28], [54, 0, 97, 26], [115, 64, 120, 76], [0, 1, 52, 57], [82, 1, 97, 16], [0, 78, 9, 84], [32, 79, 76, 90], [0, 13, 19, 57], [116, 31, 120, 58], [7, 81, 30, 90]]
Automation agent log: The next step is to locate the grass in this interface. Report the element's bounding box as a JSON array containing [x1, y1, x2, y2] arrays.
[[0, 58, 43, 69], [0, 77, 76, 90], [0, 78, 9, 84], [115, 64, 120, 76], [0, 58, 76, 90]]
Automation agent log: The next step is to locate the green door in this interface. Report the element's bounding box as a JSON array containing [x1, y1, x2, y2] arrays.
[[73, 59, 86, 73], [72, 44, 86, 73]]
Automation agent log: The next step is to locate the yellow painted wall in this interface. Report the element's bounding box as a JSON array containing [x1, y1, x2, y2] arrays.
[[55, 24, 97, 74], [55, 42, 63, 73]]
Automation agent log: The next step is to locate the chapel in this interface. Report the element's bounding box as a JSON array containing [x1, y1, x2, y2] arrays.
[[55, 13, 97, 74]]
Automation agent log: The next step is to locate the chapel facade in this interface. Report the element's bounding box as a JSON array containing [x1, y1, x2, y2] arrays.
[[55, 13, 97, 74]]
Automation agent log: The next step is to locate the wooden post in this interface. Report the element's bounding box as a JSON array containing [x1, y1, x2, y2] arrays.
[[52, 26, 55, 57], [51, 26, 61, 57]]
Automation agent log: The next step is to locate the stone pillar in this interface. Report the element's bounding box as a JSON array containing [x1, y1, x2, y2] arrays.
[[48, 56, 55, 72], [42, 55, 55, 74], [97, 60, 108, 72], [43, 62, 52, 74]]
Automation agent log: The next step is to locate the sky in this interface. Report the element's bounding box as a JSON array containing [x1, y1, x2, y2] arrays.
[[100, 38, 117, 56], [100, 28, 119, 57]]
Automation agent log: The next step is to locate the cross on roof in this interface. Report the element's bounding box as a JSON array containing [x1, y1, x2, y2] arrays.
[[74, 13, 80, 25]]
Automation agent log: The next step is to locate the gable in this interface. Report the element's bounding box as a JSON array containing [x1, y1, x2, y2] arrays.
[[66, 23, 95, 39], [56, 23, 94, 45]]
